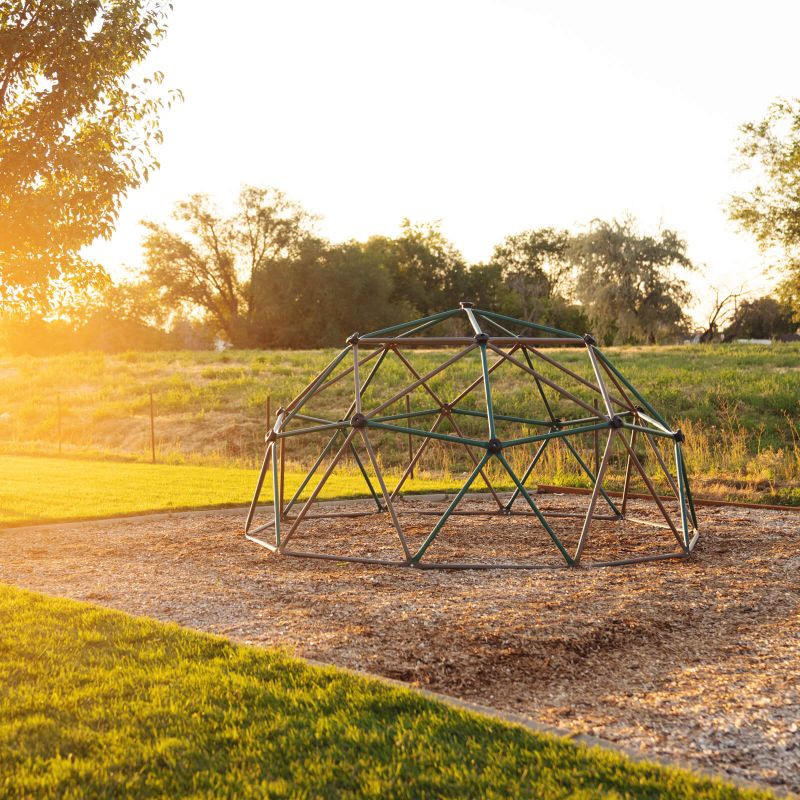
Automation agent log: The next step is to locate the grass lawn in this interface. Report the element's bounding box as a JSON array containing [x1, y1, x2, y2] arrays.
[[0, 584, 771, 799], [0, 454, 466, 527]]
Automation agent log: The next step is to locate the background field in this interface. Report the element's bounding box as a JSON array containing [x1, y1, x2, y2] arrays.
[[1, 343, 798, 511]]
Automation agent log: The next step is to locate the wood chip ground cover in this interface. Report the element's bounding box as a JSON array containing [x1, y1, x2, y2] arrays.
[[1, 495, 798, 794]]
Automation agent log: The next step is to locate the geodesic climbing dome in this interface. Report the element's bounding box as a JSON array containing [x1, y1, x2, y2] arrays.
[[245, 304, 699, 568]]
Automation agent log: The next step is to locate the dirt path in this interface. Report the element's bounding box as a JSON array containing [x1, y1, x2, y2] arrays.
[[1, 496, 798, 794]]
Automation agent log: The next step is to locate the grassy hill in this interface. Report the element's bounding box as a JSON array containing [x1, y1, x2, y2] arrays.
[[0, 343, 798, 506]]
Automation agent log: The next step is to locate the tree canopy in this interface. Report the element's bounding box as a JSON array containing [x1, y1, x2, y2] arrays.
[[569, 218, 694, 344], [722, 296, 796, 341], [729, 98, 800, 319], [0, 0, 176, 309], [142, 187, 312, 346]]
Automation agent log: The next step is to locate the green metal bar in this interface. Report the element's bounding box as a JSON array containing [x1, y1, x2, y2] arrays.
[[503, 421, 612, 449], [679, 448, 698, 529], [450, 406, 552, 428], [620, 422, 676, 440], [370, 407, 442, 424], [283, 346, 350, 425], [593, 349, 670, 428], [479, 343, 497, 439], [562, 410, 633, 427], [675, 444, 691, 551], [505, 436, 550, 510], [294, 412, 340, 425], [475, 311, 517, 337], [277, 420, 349, 438], [349, 437, 383, 511], [365, 419, 486, 449], [412, 451, 492, 562], [561, 435, 622, 517], [362, 308, 461, 338], [271, 439, 281, 546], [476, 308, 584, 340], [495, 451, 573, 565]]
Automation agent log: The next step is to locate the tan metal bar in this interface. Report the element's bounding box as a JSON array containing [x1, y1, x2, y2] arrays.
[[487, 344, 599, 417], [643, 432, 681, 499], [279, 429, 357, 550], [389, 413, 446, 500], [586, 345, 615, 417], [525, 344, 629, 411], [365, 345, 477, 419], [391, 347, 504, 509], [618, 433, 685, 547], [359, 430, 412, 561], [620, 428, 637, 516], [573, 430, 616, 564]]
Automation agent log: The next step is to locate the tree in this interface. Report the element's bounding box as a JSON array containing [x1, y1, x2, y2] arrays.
[[569, 217, 694, 344], [722, 296, 796, 341], [729, 99, 800, 319], [698, 288, 744, 343], [251, 238, 407, 348], [142, 187, 313, 346], [0, 0, 177, 309], [363, 221, 466, 316], [489, 228, 571, 321]]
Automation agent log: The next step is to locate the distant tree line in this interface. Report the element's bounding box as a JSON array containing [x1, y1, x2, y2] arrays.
[[2, 186, 714, 353]]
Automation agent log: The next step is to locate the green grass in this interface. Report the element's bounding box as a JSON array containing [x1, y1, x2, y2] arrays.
[[0, 454, 466, 527], [0, 584, 771, 799], [1, 344, 799, 456]]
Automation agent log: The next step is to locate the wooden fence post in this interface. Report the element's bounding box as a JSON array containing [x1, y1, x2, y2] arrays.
[[149, 390, 156, 464]]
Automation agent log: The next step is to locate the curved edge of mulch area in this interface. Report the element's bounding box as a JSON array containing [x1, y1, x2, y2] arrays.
[[304, 656, 790, 798]]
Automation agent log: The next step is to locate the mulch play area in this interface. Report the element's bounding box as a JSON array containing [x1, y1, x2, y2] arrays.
[[2, 494, 798, 794]]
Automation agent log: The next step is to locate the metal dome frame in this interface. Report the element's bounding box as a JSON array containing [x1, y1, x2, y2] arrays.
[[245, 304, 699, 569]]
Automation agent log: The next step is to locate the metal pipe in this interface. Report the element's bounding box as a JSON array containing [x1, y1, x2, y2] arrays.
[[366, 419, 486, 449], [617, 433, 684, 547], [245, 441, 273, 534], [505, 437, 550, 510], [359, 430, 412, 561], [494, 451, 573, 565], [366, 345, 477, 419], [279, 429, 358, 550], [502, 421, 612, 449], [573, 430, 617, 564], [487, 343, 600, 417], [449, 407, 552, 428], [476, 308, 585, 340], [412, 452, 492, 562]]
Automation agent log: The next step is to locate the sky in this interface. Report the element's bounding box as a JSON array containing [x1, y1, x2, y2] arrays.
[[87, 0, 800, 322]]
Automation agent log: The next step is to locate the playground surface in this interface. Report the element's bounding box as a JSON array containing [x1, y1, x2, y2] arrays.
[[1, 495, 798, 794]]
